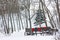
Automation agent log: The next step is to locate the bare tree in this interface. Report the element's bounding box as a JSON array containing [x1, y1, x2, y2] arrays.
[[55, 0, 60, 22]]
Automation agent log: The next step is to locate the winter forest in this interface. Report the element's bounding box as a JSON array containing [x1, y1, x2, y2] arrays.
[[0, 0, 60, 40]]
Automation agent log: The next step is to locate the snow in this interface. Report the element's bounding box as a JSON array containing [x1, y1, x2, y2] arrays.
[[0, 30, 55, 40]]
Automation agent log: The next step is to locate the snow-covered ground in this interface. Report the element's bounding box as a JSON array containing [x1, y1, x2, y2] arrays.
[[0, 30, 55, 40]]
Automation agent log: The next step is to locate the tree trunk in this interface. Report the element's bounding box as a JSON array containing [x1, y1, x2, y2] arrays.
[[56, 0, 60, 22]]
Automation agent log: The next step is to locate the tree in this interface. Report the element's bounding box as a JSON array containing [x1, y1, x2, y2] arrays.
[[34, 10, 46, 26]]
